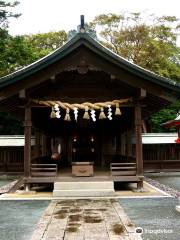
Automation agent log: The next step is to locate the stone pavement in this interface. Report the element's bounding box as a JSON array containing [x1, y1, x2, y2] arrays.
[[30, 199, 142, 240]]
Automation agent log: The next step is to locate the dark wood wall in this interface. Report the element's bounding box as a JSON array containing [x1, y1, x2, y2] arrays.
[[143, 144, 180, 171], [0, 147, 24, 172], [1, 143, 180, 173]]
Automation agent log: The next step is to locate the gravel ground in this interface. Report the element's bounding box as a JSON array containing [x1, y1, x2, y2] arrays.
[[144, 176, 180, 198], [0, 200, 49, 240], [0, 180, 12, 188], [146, 172, 180, 191], [0, 180, 17, 194], [119, 197, 180, 240]]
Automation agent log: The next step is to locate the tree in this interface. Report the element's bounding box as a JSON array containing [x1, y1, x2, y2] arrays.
[[0, 35, 36, 76], [0, 1, 24, 133], [91, 12, 180, 81], [24, 30, 67, 58], [0, 30, 68, 77], [0, 0, 20, 29], [91, 13, 180, 131], [0, 0, 21, 76]]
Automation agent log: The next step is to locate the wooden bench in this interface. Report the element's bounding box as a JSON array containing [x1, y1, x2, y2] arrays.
[[110, 162, 144, 182]]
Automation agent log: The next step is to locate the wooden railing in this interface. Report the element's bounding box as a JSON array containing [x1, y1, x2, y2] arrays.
[[23, 164, 58, 183], [110, 163, 137, 176], [110, 162, 144, 182], [24, 163, 57, 184], [30, 164, 57, 177]]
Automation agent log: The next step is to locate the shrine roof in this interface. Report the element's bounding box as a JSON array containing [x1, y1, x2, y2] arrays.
[[0, 32, 180, 95]]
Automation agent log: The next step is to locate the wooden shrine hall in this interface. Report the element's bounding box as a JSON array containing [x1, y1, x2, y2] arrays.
[[0, 18, 180, 194]]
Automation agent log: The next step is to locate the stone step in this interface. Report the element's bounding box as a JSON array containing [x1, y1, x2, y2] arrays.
[[54, 181, 114, 190], [53, 181, 115, 197]]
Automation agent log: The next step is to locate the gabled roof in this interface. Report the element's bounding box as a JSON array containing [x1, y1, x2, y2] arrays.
[[0, 32, 180, 94]]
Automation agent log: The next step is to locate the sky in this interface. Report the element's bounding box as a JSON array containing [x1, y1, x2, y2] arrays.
[[8, 0, 180, 36]]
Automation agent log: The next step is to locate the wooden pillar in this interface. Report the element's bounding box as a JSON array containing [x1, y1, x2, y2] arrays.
[[24, 105, 32, 190], [135, 103, 143, 189]]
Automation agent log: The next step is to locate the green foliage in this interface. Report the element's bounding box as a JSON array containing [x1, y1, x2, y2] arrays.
[[91, 12, 180, 81], [150, 101, 180, 132], [0, 31, 68, 77], [0, 0, 22, 76], [0, 35, 37, 76], [24, 30, 67, 58], [0, 111, 23, 134]]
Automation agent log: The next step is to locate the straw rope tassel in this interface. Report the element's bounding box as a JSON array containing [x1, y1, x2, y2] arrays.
[[115, 103, 121, 116], [64, 108, 71, 121], [32, 98, 131, 111], [99, 107, 106, 119], [50, 107, 56, 118], [83, 106, 90, 119]]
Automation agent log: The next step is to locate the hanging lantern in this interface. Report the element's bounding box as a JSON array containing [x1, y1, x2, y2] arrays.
[[83, 106, 90, 119], [90, 109, 96, 122], [115, 103, 121, 116], [99, 107, 106, 119], [107, 105, 113, 120], [50, 107, 56, 118], [74, 107, 78, 121], [64, 108, 71, 121]]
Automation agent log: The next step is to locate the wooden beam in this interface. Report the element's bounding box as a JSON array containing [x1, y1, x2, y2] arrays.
[[24, 104, 32, 179], [135, 102, 143, 188]]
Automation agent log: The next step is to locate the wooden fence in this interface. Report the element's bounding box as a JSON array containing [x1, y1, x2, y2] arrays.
[[0, 147, 24, 172]]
